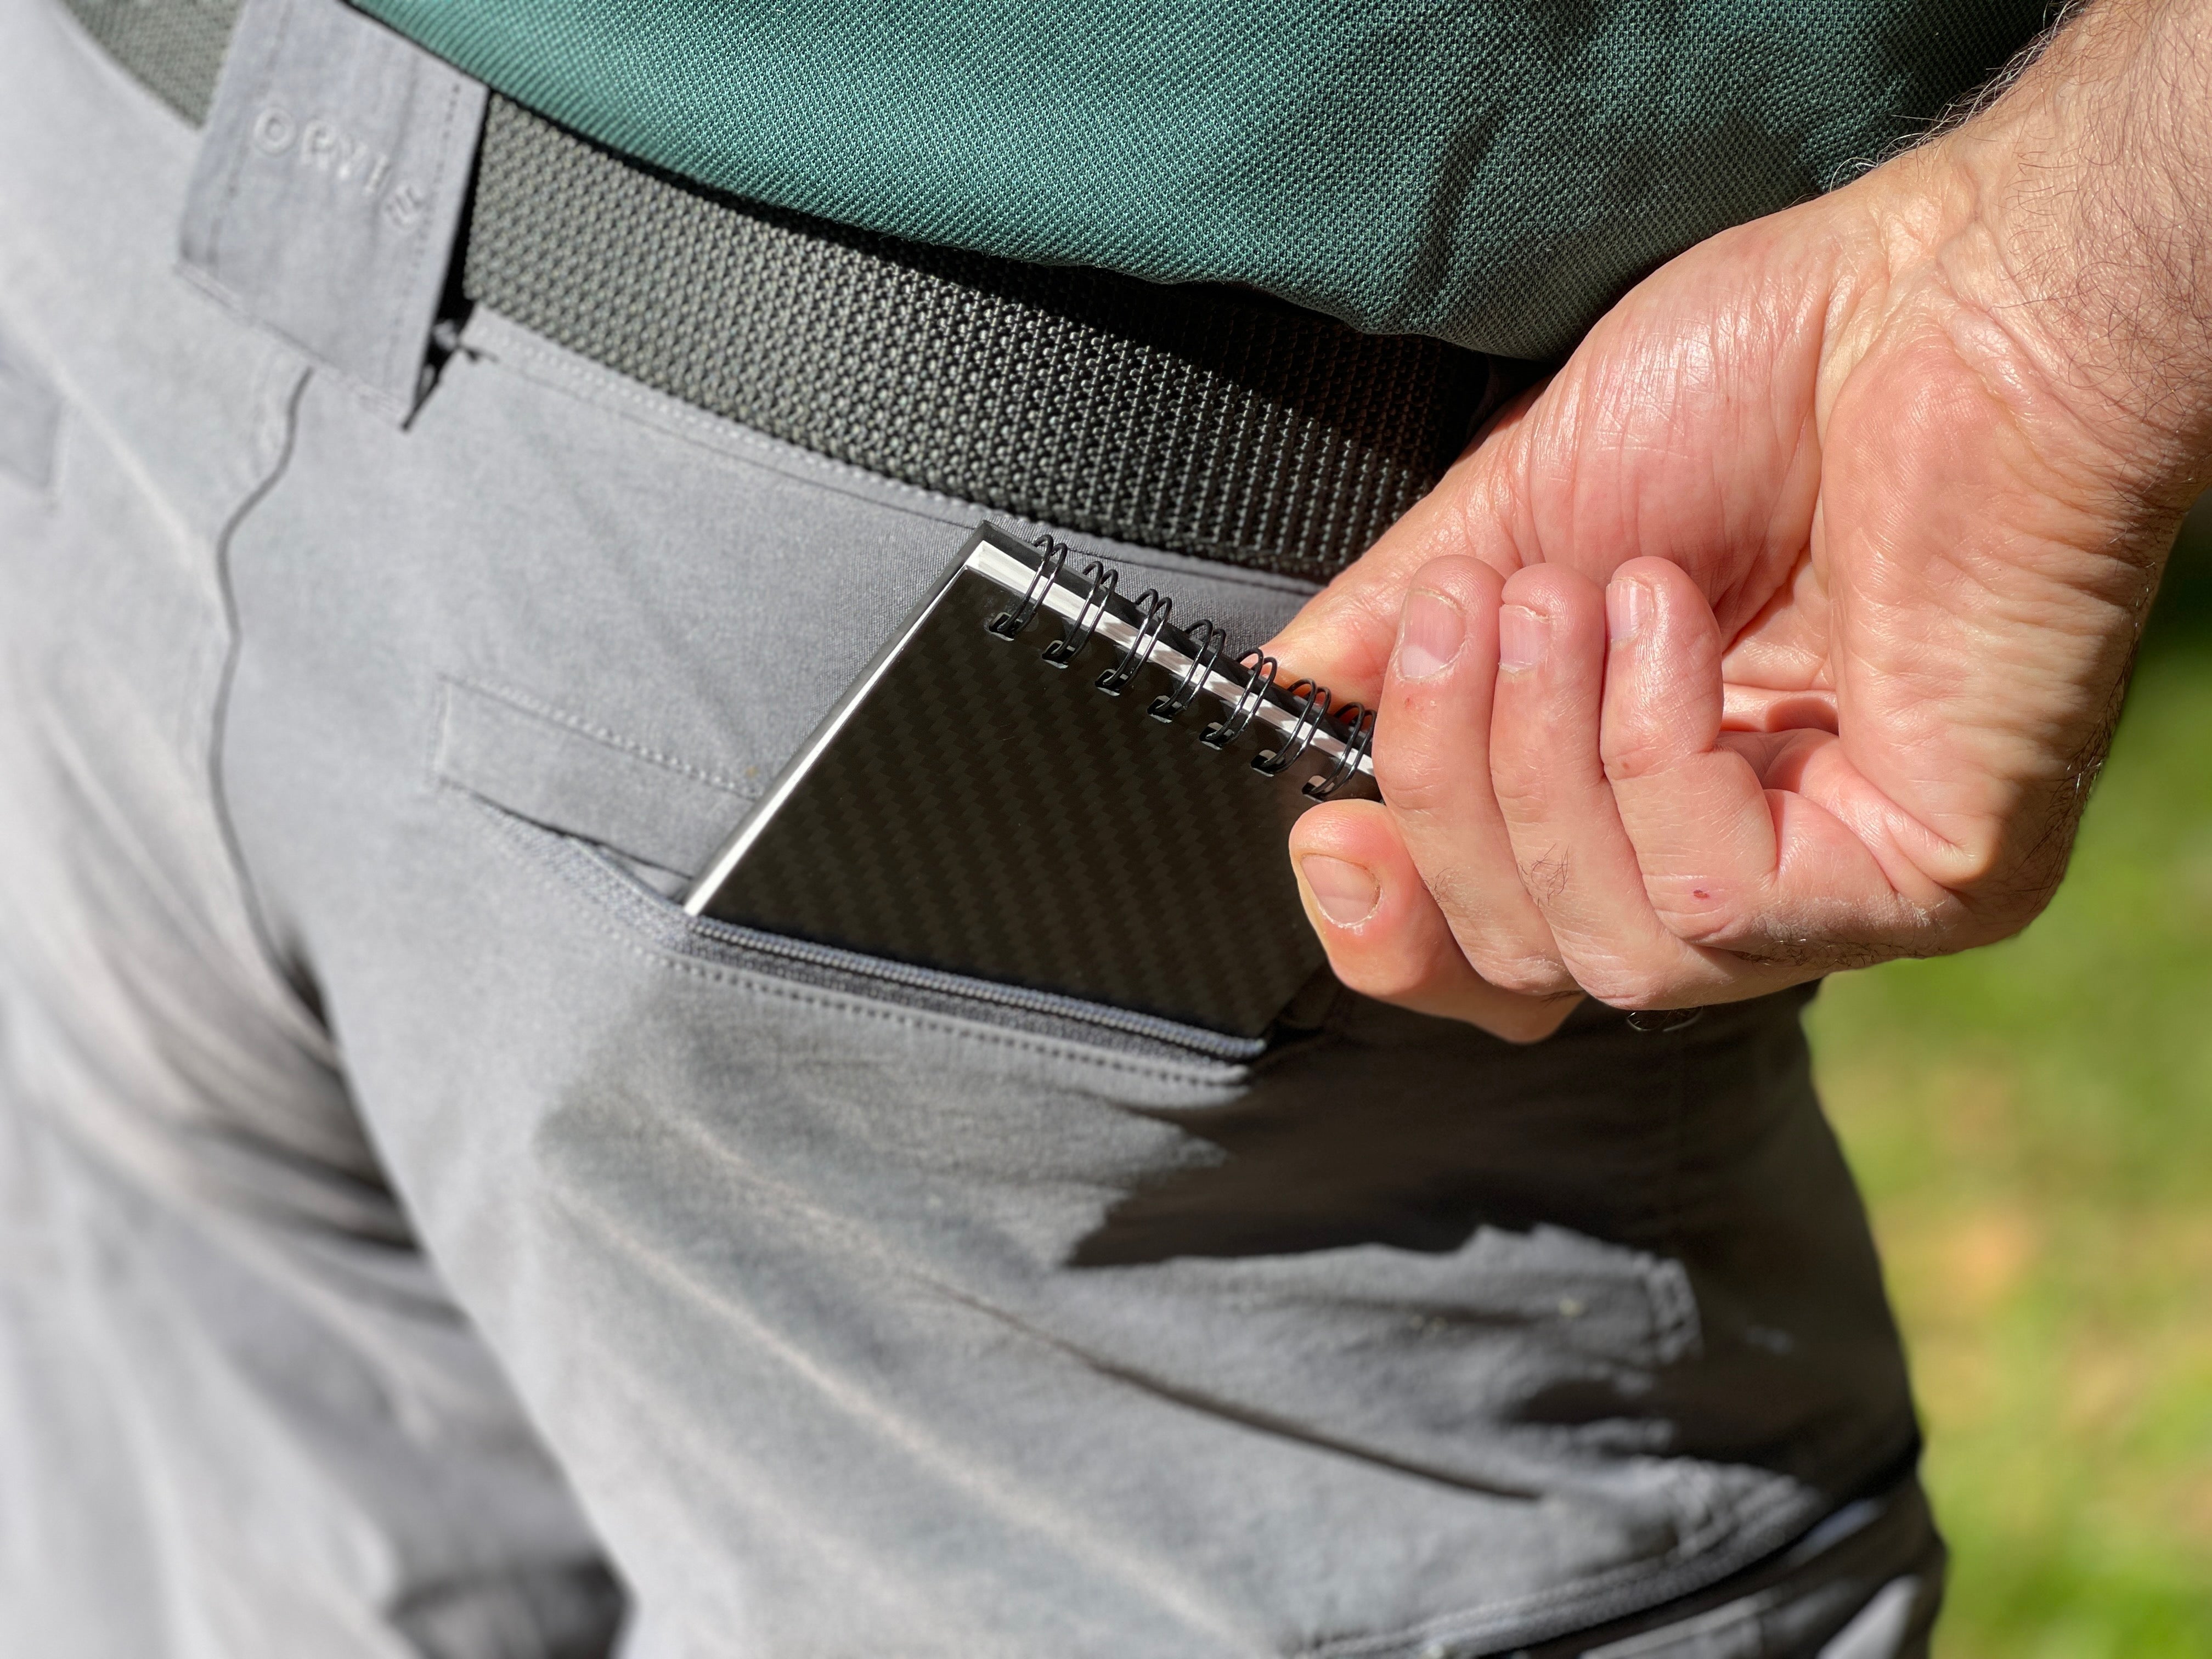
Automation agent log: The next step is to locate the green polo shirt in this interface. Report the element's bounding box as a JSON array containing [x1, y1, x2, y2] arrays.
[[352, 1, 2045, 358]]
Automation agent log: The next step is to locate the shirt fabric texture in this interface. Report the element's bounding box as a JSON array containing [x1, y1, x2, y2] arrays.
[[348, 0, 2048, 358]]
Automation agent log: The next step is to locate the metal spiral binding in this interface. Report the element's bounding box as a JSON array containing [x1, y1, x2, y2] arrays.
[[1097, 588, 1171, 695], [1253, 679, 1328, 776], [1151, 618, 1227, 723], [1201, 651, 1278, 749], [1304, 703, 1373, 799], [1042, 560, 1117, 666], [993, 533, 1370, 799], [986, 534, 1071, 639]]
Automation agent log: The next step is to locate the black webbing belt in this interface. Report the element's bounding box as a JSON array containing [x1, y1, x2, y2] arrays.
[[66, 0, 1496, 578]]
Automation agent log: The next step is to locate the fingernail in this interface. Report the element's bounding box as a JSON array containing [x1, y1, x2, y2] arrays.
[[1300, 855, 1380, 927], [1606, 578, 1650, 643], [1497, 604, 1546, 672], [1396, 589, 1465, 680]]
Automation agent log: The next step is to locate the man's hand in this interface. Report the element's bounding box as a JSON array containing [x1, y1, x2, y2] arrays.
[[1272, 0, 2210, 1040]]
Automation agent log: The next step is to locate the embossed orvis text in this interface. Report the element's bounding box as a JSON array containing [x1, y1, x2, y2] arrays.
[[250, 104, 427, 229]]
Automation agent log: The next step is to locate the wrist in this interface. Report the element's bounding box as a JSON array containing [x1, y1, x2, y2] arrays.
[[1920, 0, 2212, 508]]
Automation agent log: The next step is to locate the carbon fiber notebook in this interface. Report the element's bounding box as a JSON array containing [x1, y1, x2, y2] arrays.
[[686, 523, 1380, 1040]]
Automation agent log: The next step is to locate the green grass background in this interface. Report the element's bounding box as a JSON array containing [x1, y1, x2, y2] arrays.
[[1808, 511, 2212, 1656]]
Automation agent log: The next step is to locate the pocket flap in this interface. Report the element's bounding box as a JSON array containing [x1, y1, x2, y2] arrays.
[[433, 678, 751, 877]]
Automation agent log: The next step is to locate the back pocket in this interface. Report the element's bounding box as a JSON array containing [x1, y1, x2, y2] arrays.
[[431, 673, 1269, 1063], [420, 672, 1809, 1659]]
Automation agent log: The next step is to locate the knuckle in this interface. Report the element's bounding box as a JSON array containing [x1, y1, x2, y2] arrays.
[[1490, 765, 1551, 820], [1467, 948, 1577, 1001], [1644, 888, 1746, 950], [1576, 962, 1677, 1010], [1371, 742, 1458, 815], [1940, 831, 2008, 891], [1599, 726, 1672, 781]]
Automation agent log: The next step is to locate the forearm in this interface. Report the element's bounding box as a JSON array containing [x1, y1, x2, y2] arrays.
[[1934, 0, 2212, 504]]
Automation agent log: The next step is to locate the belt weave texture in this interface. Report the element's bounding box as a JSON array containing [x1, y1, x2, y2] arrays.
[[67, 0, 1495, 578]]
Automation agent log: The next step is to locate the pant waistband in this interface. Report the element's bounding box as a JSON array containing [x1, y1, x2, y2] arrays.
[[69, 0, 1500, 578]]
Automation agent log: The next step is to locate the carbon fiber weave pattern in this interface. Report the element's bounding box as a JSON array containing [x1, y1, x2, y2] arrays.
[[701, 566, 1375, 1039], [464, 98, 1492, 580]]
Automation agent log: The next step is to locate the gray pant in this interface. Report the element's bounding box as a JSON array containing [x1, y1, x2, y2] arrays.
[[0, 1, 1941, 1654]]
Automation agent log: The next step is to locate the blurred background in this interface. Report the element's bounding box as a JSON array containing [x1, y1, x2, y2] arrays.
[[1807, 504, 2212, 1656]]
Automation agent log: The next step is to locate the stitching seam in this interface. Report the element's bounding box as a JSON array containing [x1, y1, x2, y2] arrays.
[[460, 787, 1239, 1085], [202, 0, 292, 273], [442, 675, 755, 796], [381, 71, 465, 395]]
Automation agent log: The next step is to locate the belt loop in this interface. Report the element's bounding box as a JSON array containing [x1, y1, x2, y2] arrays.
[[177, 0, 486, 424]]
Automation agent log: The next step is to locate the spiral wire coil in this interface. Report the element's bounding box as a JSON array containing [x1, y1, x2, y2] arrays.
[[986, 535, 1374, 798]]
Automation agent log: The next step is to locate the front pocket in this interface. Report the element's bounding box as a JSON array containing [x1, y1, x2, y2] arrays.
[[433, 674, 1268, 1064]]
